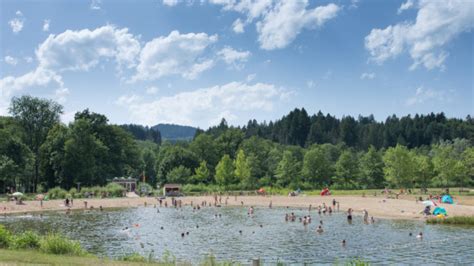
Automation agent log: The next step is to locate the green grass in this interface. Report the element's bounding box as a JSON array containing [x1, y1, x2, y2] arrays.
[[0, 249, 160, 265], [426, 216, 474, 226]]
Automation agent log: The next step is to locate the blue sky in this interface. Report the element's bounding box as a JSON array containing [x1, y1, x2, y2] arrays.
[[1, 0, 473, 128]]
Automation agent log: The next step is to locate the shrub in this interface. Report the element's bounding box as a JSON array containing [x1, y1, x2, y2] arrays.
[[12, 231, 41, 250], [137, 182, 153, 196], [426, 216, 474, 225], [91, 186, 105, 198], [105, 183, 126, 197], [68, 188, 79, 198], [0, 225, 12, 248], [39, 234, 86, 256], [120, 253, 148, 262], [47, 187, 68, 199]]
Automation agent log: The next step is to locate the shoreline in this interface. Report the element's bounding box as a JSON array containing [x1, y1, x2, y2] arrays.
[[1, 195, 474, 221]]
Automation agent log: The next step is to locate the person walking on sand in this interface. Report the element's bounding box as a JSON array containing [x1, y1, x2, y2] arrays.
[[84, 200, 88, 209]]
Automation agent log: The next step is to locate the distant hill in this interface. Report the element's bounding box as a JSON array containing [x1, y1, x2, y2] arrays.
[[152, 123, 197, 141]]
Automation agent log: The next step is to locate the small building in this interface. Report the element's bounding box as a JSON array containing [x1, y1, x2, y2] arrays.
[[163, 184, 182, 196], [112, 177, 137, 192]]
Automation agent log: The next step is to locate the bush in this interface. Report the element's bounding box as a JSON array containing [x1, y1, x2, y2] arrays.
[[0, 225, 12, 248], [68, 188, 79, 198], [91, 186, 105, 198], [137, 182, 153, 196], [39, 234, 86, 256], [426, 216, 474, 225], [12, 231, 41, 250], [105, 183, 126, 197], [47, 187, 68, 199], [120, 252, 148, 262]]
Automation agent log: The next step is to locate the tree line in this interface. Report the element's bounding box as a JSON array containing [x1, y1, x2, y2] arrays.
[[0, 96, 472, 193]]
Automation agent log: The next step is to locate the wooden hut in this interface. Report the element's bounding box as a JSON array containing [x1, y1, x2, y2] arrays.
[[163, 184, 182, 196]]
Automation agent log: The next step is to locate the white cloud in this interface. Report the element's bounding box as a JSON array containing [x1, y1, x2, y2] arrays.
[[4, 56, 18, 66], [232, 18, 245, 33], [146, 86, 159, 95], [43, 19, 50, 32], [132, 30, 218, 81], [116, 81, 292, 127], [36, 25, 140, 72], [398, 0, 414, 14], [54, 87, 70, 104], [163, 0, 179, 6], [360, 72, 376, 80], [217, 46, 251, 69], [405, 86, 452, 106], [306, 80, 315, 88], [9, 11, 25, 33], [365, 0, 474, 70], [0, 67, 64, 115], [90, 0, 101, 10], [257, 2, 340, 50], [211, 0, 340, 50]]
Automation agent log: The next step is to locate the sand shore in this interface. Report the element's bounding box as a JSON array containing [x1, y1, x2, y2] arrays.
[[1, 195, 474, 220]]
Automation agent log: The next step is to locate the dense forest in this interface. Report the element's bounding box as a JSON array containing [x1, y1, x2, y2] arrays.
[[0, 96, 473, 193]]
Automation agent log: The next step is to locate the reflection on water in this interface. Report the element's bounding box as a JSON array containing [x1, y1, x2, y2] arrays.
[[1, 206, 474, 264]]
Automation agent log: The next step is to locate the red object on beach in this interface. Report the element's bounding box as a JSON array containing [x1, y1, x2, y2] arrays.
[[320, 188, 330, 196], [258, 188, 265, 193]]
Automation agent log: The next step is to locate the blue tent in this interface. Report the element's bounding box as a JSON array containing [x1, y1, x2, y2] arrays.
[[442, 195, 453, 204], [433, 207, 447, 216]]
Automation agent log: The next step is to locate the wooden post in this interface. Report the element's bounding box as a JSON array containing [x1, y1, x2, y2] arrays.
[[252, 258, 260, 266]]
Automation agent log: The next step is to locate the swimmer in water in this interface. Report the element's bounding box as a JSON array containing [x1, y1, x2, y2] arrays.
[[341, 239, 346, 247], [316, 226, 324, 233], [416, 232, 423, 239]]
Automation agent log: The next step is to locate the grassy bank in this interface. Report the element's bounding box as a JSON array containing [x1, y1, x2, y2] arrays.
[[426, 216, 474, 226], [0, 249, 160, 265]]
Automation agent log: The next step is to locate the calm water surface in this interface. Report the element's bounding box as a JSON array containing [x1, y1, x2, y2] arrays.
[[1, 206, 473, 264]]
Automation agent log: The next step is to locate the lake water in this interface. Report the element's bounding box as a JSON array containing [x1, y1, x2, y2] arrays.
[[1, 206, 473, 264]]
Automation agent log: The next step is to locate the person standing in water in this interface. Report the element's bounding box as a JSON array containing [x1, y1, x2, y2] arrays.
[[347, 208, 353, 223]]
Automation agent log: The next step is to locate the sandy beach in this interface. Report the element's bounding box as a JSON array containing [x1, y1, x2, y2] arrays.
[[1, 195, 474, 220]]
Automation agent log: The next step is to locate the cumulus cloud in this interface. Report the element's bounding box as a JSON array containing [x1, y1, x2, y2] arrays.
[[43, 19, 50, 31], [116, 81, 292, 127], [210, 0, 340, 50], [9, 10, 25, 33], [36, 25, 140, 72], [1, 25, 139, 114], [0, 67, 64, 114], [398, 0, 415, 14], [360, 72, 376, 80], [405, 86, 453, 106], [217, 46, 251, 69], [365, 0, 474, 70], [232, 18, 245, 33], [132, 30, 218, 81], [163, 0, 179, 6], [4, 56, 18, 66]]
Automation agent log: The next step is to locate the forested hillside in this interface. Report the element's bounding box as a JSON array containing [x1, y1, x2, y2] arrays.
[[152, 124, 197, 141], [205, 108, 473, 150], [0, 97, 473, 193]]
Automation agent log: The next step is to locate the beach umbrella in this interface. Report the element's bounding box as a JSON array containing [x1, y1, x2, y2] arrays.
[[422, 200, 436, 207], [12, 192, 23, 197], [36, 194, 45, 200], [441, 195, 453, 204], [433, 207, 447, 216]]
